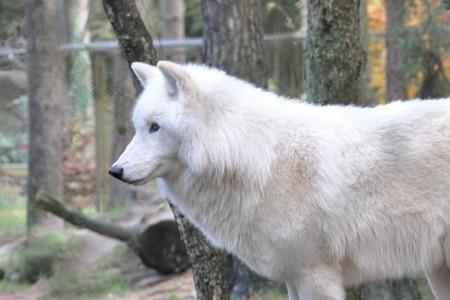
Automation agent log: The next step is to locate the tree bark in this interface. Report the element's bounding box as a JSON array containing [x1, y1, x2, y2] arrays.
[[373, 2, 422, 298], [385, 0, 406, 101], [201, 0, 267, 88], [109, 55, 136, 207], [37, 191, 133, 242], [160, 0, 186, 63], [91, 53, 113, 211], [25, 0, 67, 229], [101, 1, 229, 298], [172, 207, 229, 299], [306, 0, 366, 104], [306, 1, 421, 299], [201, 1, 268, 299], [102, 0, 157, 91]]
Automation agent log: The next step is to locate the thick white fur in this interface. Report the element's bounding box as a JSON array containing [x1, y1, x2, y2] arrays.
[[112, 61, 450, 300]]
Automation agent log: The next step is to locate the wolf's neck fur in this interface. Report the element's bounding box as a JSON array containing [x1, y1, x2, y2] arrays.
[[160, 90, 284, 249]]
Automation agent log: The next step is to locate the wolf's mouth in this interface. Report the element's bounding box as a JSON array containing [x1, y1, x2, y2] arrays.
[[126, 164, 162, 185]]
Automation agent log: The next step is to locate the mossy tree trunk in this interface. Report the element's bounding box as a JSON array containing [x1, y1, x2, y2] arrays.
[[102, 0, 157, 91], [201, 1, 268, 299], [25, 0, 67, 229], [306, 0, 366, 104], [306, 1, 421, 299]]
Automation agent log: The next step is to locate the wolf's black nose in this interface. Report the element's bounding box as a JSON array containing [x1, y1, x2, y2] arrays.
[[109, 166, 123, 180]]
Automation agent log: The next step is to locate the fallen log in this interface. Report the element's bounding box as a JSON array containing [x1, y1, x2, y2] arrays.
[[36, 191, 190, 274]]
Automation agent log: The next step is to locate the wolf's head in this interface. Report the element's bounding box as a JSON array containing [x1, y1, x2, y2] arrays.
[[109, 61, 197, 185]]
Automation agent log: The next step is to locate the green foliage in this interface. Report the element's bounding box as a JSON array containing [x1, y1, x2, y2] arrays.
[[168, 292, 179, 300], [400, 0, 450, 98], [185, 0, 203, 37], [0, 0, 23, 33], [69, 53, 93, 116], [115, 124, 127, 135], [264, 0, 303, 33], [0, 95, 28, 163], [250, 283, 287, 300], [0, 195, 26, 241], [0, 280, 26, 294], [5, 233, 71, 283]]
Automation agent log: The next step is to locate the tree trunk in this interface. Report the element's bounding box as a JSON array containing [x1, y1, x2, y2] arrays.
[[25, 0, 67, 229], [172, 207, 229, 299], [201, 1, 268, 299], [201, 0, 267, 88], [160, 0, 186, 63], [306, 0, 366, 104], [306, 1, 421, 299], [382, 1, 422, 298], [102, 0, 157, 91], [91, 53, 113, 211], [109, 55, 136, 207], [101, 2, 228, 298], [385, 0, 406, 102]]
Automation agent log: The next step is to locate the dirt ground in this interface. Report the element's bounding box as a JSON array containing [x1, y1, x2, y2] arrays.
[[0, 201, 197, 300]]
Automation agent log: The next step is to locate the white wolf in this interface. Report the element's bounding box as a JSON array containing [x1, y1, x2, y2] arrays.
[[110, 61, 450, 300]]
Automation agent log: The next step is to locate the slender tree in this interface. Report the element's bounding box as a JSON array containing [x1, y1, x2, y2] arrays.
[[160, 0, 186, 63], [109, 55, 136, 207], [385, 0, 407, 102], [91, 53, 113, 211], [306, 1, 366, 298], [377, 1, 422, 298], [25, 0, 67, 229], [202, 0, 266, 87], [102, 0, 157, 90], [200, 1, 269, 299], [101, 1, 229, 299]]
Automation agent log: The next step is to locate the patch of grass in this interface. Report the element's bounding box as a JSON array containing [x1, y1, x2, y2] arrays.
[[81, 205, 96, 216], [250, 283, 287, 300], [48, 268, 126, 298], [0, 280, 27, 293], [47, 244, 128, 298], [418, 277, 435, 300], [168, 292, 179, 300], [0, 195, 26, 240], [5, 233, 72, 283]]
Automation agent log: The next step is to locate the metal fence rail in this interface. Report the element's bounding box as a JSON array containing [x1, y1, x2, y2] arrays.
[[0, 32, 307, 57]]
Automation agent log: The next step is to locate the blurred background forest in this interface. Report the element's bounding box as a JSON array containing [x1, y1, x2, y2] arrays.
[[0, 0, 449, 299]]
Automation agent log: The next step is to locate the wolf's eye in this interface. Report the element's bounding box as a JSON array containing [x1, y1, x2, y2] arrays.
[[149, 122, 160, 133]]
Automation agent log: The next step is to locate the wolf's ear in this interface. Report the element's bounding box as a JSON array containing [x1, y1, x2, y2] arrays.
[[131, 62, 158, 87], [157, 61, 192, 97]]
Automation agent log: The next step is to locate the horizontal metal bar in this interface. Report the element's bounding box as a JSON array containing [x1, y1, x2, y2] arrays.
[[0, 32, 307, 57]]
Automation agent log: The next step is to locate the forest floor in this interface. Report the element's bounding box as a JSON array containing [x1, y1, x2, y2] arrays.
[[0, 195, 200, 300], [0, 195, 286, 300]]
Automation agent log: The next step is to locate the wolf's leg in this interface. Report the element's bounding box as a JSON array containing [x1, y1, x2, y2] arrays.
[[286, 282, 300, 300], [296, 265, 345, 300], [426, 264, 450, 300]]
